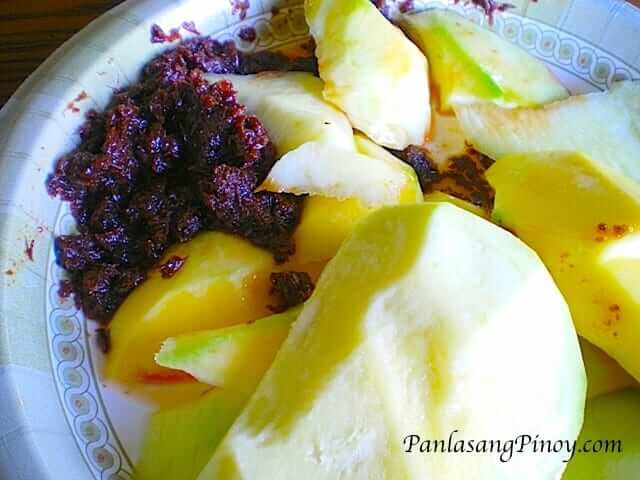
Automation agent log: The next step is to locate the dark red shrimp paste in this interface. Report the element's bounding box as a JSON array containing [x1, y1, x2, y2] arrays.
[[47, 38, 317, 324], [47, 26, 493, 328]]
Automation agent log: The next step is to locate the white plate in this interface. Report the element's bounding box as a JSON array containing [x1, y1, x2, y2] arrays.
[[1, 0, 639, 478]]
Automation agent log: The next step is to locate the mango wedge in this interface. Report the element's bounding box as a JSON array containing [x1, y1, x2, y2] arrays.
[[204, 72, 354, 155], [262, 134, 423, 208], [136, 388, 247, 480], [199, 203, 585, 479], [156, 308, 301, 393], [402, 10, 567, 111], [580, 338, 637, 399], [488, 152, 640, 381], [456, 81, 640, 183], [293, 196, 371, 265], [105, 232, 275, 384], [305, 0, 430, 149], [564, 389, 640, 480]]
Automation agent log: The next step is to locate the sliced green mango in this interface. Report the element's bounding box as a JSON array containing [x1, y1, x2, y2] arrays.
[[261, 135, 423, 208], [456, 81, 640, 183], [156, 308, 301, 393], [136, 388, 247, 480], [204, 72, 354, 155], [403, 9, 567, 111], [305, 0, 431, 149], [488, 151, 640, 381], [199, 203, 585, 479], [564, 389, 640, 480]]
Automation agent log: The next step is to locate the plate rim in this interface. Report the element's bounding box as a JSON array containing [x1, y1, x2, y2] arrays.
[[1, 0, 640, 478]]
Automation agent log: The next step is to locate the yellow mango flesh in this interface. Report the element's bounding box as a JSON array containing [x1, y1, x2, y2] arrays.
[[136, 388, 248, 480], [564, 389, 640, 480], [305, 0, 430, 149], [199, 203, 585, 479], [290, 135, 424, 265], [293, 196, 371, 264], [155, 307, 302, 394], [292, 152, 421, 265], [580, 338, 637, 399], [402, 10, 567, 112], [423, 191, 488, 218], [105, 232, 275, 384], [488, 152, 640, 381]]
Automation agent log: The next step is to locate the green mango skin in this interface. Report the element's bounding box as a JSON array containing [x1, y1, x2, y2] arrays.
[[402, 9, 568, 111], [155, 308, 301, 393], [135, 388, 247, 480], [455, 81, 640, 184], [564, 389, 640, 479]]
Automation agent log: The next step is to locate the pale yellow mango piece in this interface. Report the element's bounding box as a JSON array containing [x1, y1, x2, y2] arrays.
[[137, 388, 247, 480], [306, 0, 430, 149], [293, 196, 371, 265], [580, 338, 637, 399], [402, 9, 567, 112], [199, 203, 585, 479], [456, 81, 640, 183], [105, 232, 275, 384], [285, 135, 423, 264], [488, 151, 640, 381], [156, 308, 301, 394], [204, 72, 354, 155], [261, 134, 423, 208]]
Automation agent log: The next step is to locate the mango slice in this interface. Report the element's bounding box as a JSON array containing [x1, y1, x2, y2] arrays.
[[156, 308, 301, 393], [204, 72, 354, 155], [136, 388, 247, 480], [199, 203, 585, 479], [488, 151, 640, 381], [262, 134, 423, 208], [204, 72, 423, 208], [455, 81, 640, 183], [402, 9, 567, 111], [305, 0, 430, 149], [293, 196, 371, 265], [564, 389, 640, 480], [105, 232, 275, 384]]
